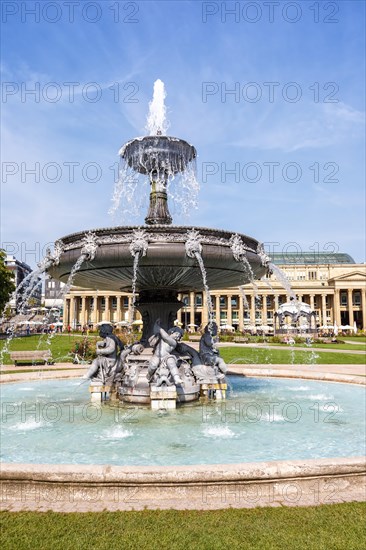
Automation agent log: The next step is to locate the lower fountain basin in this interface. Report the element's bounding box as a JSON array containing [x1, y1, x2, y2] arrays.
[[49, 225, 266, 292], [1, 377, 364, 466]]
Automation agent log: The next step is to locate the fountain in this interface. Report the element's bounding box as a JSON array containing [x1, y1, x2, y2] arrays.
[[1, 81, 364, 512], [46, 80, 268, 407]]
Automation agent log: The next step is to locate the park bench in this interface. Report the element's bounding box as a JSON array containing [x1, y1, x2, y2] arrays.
[[188, 335, 201, 342], [233, 337, 249, 343], [10, 351, 54, 366]]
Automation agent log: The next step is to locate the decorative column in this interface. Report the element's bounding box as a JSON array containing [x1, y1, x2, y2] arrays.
[[348, 289, 354, 325], [334, 290, 341, 326], [262, 295, 267, 324], [310, 294, 315, 311], [81, 296, 86, 326], [329, 294, 334, 324], [71, 297, 77, 328], [321, 294, 327, 326], [189, 292, 195, 327], [116, 295, 122, 323], [227, 294, 232, 326], [361, 290, 366, 330], [64, 298, 70, 329], [103, 296, 109, 322], [239, 294, 244, 331], [215, 295, 220, 326], [93, 294, 99, 326], [250, 294, 255, 325]]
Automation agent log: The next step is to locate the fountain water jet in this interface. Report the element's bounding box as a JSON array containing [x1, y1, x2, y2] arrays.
[[146, 78, 169, 136], [185, 229, 214, 328]]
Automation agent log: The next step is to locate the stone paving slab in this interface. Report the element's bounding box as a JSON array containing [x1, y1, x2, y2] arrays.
[[0, 370, 84, 383], [0, 364, 85, 372], [229, 363, 366, 376], [228, 363, 366, 385]]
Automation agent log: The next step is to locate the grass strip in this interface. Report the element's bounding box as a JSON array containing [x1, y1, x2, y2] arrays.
[[1, 503, 365, 550]]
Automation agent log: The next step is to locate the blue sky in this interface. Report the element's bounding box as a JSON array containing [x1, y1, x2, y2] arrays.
[[1, 0, 365, 267]]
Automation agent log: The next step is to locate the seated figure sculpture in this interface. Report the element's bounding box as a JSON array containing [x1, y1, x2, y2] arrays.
[[120, 342, 145, 387], [82, 324, 124, 385], [199, 322, 227, 381], [147, 319, 183, 386]]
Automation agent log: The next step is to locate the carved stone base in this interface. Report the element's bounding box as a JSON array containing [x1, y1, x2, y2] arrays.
[[150, 385, 177, 409], [89, 385, 112, 402], [200, 383, 227, 400]]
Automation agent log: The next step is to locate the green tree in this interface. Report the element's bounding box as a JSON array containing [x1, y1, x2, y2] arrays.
[[0, 250, 15, 315]]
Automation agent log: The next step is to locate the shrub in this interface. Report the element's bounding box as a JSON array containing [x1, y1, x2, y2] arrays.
[[70, 338, 96, 360], [270, 336, 282, 343]]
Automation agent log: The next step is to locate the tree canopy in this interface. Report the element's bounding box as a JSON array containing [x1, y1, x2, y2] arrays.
[[0, 250, 15, 315]]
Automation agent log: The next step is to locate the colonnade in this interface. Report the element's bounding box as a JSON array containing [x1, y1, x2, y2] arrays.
[[63, 288, 366, 330]]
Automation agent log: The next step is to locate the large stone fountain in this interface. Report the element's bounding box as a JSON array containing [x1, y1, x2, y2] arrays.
[[47, 80, 269, 407]]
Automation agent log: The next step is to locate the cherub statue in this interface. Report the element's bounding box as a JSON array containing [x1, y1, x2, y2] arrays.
[[199, 322, 227, 380], [82, 324, 124, 385], [120, 342, 145, 387], [147, 319, 183, 386]]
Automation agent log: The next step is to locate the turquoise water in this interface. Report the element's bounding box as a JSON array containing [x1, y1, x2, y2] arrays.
[[1, 376, 365, 466]]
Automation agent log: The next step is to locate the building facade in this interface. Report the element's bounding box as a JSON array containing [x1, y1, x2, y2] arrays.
[[63, 253, 366, 331], [44, 275, 65, 309]]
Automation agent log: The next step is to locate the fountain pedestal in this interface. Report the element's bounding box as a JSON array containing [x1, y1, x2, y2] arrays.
[[145, 175, 172, 225], [136, 290, 184, 345], [150, 385, 177, 409]]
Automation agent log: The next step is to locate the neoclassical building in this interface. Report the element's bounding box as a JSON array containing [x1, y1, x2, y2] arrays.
[[63, 252, 366, 331]]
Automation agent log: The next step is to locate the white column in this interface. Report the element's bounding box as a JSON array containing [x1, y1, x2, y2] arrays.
[[348, 289, 354, 325], [93, 294, 98, 326], [361, 290, 366, 330], [227, 294, 232, 326], [71, 297, 77, 328], [262, 295, 267, 324], [250, 294, 255, 325], [239, 294, 244, 331], [321, 294, 327, 326], [189, 292, 195, 327], [215, 295, 220, 326]]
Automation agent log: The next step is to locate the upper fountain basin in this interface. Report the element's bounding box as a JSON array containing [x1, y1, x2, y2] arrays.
[[120, 136, 197, 176], [48, 226, 266, 292]]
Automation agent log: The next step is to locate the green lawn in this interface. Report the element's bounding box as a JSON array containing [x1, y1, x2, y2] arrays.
[[1, 503, 365, 550], [220, 346, 366, 365], [1, 336, 365, 366], [0, 335, 97, 365]]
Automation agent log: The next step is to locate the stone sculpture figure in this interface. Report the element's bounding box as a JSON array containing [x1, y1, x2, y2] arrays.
[[199, 322, 227, 381], [82, 324, 124, 385], [147, 319, 183, 386], [120, 342, 145, 387]]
